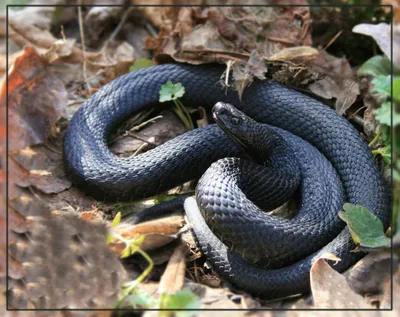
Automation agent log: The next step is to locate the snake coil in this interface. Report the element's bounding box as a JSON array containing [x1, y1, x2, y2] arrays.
[[64, 64, 390, 298]]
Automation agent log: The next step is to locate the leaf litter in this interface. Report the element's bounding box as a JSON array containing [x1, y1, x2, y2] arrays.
[[2, 2, 397, 314]]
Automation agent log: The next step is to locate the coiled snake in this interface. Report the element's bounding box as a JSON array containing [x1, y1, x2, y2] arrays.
[[64, 64, 390, 299]]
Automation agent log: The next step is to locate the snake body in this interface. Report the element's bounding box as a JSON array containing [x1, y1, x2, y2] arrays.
[[64, 64, 390, 298]]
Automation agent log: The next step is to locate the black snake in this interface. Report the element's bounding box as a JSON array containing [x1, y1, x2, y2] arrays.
[[64, 64, 390, 299]]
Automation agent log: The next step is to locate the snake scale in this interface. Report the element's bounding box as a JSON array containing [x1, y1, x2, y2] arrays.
[[64, 64, 390, 299]]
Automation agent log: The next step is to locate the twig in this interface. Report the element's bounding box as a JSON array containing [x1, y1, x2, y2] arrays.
[[66, 100, 86, 107], [77, 2, 91, 90], [322, 30, 343, 52], [267, 36, 294, 45], [128, 115, 163, 133], [131, 142, 149, 157], [109, 115, 163, 145], [145, 23, 158, 37], [124, 133, 158, 148], [348, 105, 367, 119], [100, 7, 134, 53]]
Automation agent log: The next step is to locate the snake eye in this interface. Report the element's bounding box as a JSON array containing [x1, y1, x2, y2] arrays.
[[231, 116, 242, 125], [218, 108, 227, 116]]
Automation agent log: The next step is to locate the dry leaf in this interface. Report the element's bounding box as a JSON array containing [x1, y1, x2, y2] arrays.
[[158, 242, 188, 294], [85, 40, 135, 87], [353, 23, 390, 60], [9, 145, 71, 194], [110, 111, 185, 155], [310, 258, 371, 309], [150, 5, 312, 65], [269, 46, 319, 61], [8, 204, 126, 309], [307, 51, 359, 115], [3, 46, 67, 152], [345, 251, 393, 298], [185, 280, 240, 311], [231, 50, 267, 99], [109, 216, 184, 255]]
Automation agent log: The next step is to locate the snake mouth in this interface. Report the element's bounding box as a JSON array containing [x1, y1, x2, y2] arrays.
[[212, 102, 228, 123]]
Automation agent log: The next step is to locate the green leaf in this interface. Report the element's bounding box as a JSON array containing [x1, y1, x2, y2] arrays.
[[129, 58, 154, 72], [357, 56, 391, 77], [394, 169, 400, 182], [371, 75, 391, 98], [380, 126, 391, 147], [121, 247, 131, 258], [159, 81, 185, 103], [375, 102, 400, 127], [375, 102, 391, 126], [338, 203, 390, 249], [111, 212, 122, 227], [124, 290, 157, 309], [159, 289, 200, 316], [394, 77, 400, 102]]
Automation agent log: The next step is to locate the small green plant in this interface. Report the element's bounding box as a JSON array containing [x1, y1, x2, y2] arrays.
[[358, 55, 399, 166], [158, 289, 201, 316], [338, 203, 390, 251], [159, 81, 194, 130], [107, 212, 155, 308]]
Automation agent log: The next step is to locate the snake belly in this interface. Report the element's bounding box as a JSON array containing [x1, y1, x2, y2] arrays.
[[64, 63, 390, 298]]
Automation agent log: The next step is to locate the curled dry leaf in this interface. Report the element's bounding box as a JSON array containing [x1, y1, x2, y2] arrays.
[[110, 111, 185, 156], [109, 215, 184, 255], [158, 242, 188, 294], [230, 50, 267, 99], [149, 5, 312, 65], [306, 51, 359, 115], [8, 203, 127, 309], [85, 40, 135, 87], [3, 46, 67, 152], [268, 46, 319, 62], [345, 251, 394, 298], [352, 23, 390, 61], [185, 281, 240, 311], [310, 258, 370, 309], [8, 5, 83, 64], [9, 145, 71, 195]]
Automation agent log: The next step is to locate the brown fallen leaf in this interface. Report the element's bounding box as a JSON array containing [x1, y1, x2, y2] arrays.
[[158, 241, 188, 294], [345, 251, 394, 299], [110, 110, 185, 155], [8, 204, 127, 309], [8, 205, 28, 234], [9, 145, 71, 195], [3, 46, 67, 152], [269, 46, 319, 62], [310, 258, 371, 309], [352, 23, 390, 60], [85, 40, 136, 87], [185, 280, 240, 311], [380, 265, 399, 310], [109, 215, 184, 255], [8, 6, 57, 50], [150, 5, 312, 66], [231, 50, 267, 99], [306, 51, 359, 115], [207, 7, 251, 51]]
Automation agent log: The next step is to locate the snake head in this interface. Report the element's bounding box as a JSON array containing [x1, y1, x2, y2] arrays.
[[212, 102, 286, 164]]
